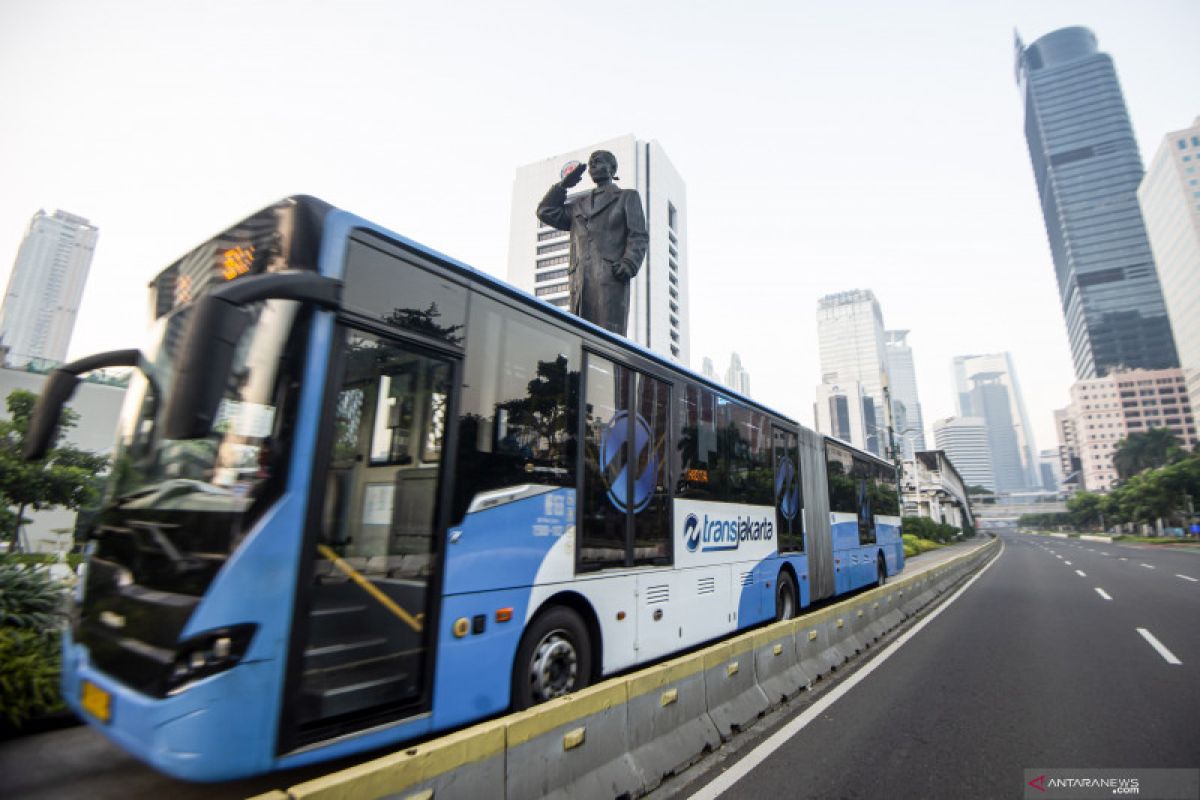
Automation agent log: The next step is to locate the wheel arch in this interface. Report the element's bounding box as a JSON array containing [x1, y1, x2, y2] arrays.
[[526, 590, 604, 680]]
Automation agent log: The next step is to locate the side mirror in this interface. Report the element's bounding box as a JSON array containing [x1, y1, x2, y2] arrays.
[[23, 349, 144, 461], [161, 271, 341, 441], [162, 296, 251, 440]]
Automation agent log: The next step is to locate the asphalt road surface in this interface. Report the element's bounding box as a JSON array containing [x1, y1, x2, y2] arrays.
[[668, 531, 1200, 800]]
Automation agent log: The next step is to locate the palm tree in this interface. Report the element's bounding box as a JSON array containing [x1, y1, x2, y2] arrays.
[[1113, 428, 1185, 481]]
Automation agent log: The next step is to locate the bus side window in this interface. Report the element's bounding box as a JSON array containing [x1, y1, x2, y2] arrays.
[[453, 297, 580, 523]]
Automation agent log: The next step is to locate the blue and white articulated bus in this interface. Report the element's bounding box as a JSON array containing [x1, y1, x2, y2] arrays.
[[25, 197, 903, 781]]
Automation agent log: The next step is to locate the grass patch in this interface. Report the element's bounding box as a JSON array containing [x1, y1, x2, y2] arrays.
[[1112, 535, 1199, 545], [903, 534, 944, 557]]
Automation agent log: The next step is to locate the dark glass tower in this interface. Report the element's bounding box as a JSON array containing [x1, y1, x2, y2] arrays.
[[1015, 27, 1178, 379]]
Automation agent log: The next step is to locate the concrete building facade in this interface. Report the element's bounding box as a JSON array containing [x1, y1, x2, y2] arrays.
[[0, 209, 98, 367], [815, 289, 890, 456], [885, 330, 926, 460], [1138, 117, 1200, 412], [954, 352, 1039, 489], [1058, 367, 1196, 492], [507, 135, 689, 364], [933, 416, 995, 492]]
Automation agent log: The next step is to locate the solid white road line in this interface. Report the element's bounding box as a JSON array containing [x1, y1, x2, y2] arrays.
[[1095, 588, 1112, 601], [689, 544, 1005, 800], [1177, 574, 1199, 583], [1137, 628, 1182, 666], [1075, 570, 1087, 577], [1140, 563, 1156, 570]]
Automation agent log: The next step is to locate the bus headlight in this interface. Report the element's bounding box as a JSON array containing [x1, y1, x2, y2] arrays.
[[166, 624, 257, 694]]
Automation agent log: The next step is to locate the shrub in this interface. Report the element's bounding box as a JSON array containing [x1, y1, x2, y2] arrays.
[[0, 562, 69, 727], [0, 627, 64, 726]]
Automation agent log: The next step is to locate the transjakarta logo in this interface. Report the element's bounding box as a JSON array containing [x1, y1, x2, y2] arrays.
[[683, 512, 774, 553]]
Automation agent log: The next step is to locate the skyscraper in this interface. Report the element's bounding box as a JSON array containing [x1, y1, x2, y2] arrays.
[[933, 416, 995, 492], [953, 352, 1039, 489], [507, 135, 689, 363], [885, 330, 927, 459], [724, 352, 751, 396], [1015, 27, 1178, 380], [1138, 117, 1200, 410], [815, 289, 890, 456], [0, 209, 98, 367]]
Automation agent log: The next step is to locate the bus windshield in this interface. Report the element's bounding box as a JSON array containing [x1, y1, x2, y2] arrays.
[[95, 297, 304, 591]]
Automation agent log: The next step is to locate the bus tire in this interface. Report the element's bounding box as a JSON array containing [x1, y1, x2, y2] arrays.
[[511, 605, 593, 711], [876, 555, 887, 587], [775, 570, 798, 621]]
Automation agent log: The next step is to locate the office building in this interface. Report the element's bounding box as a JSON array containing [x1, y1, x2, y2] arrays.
[[933, 416, 995, 492], [1038, 448, 1063, 493], [0, 209, 98, 367], [886, 330, 927, 459], [1138, 117, 1200, 411], [725, 352, 751, 396], [1015, 27, 1178, 379], [815, 381, 879, 455], [954, 353, 1039, 489], [815, 289, 890, 456], [507, 135, 689, 363], [700, 356, 718, 382], [1057, 367, 1196, 492]]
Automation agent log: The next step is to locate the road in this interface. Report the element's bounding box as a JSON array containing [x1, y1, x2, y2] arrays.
[[667, 531, 1200, 799]]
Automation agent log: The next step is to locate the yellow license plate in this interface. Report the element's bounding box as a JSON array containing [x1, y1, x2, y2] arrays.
[[81, 680, 111, 724]]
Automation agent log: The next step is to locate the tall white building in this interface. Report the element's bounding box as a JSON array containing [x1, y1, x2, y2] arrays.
[[0, 209, 97, 367], [815, 289, 890, 456], [815, 381, 878, 454], [507, 135, 689, 363], [1139, 117, 1200, 411], [724, 352, 751, 396], [885, 329, 927, 459], [953, 352, 1038, 489], [933, 416, 995, 491], [700, 356, 718, 382]]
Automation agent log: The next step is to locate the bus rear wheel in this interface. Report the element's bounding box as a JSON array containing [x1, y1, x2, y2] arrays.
[[512, 606, 593, 711], [775, 570, 798, 621]]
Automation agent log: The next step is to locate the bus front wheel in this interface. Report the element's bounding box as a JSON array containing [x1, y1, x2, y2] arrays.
[[512, 605, 593, 710]]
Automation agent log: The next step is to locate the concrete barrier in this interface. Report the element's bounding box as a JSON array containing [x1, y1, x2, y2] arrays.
[[278, 719, 506, 800], [624, 650, 721, 793], [266, 538, 1000, 800], [752, 622, 808, 705], [505, 680, 641, 800], [1080, 534, 1113, 543], [701, 633, 770, 739]]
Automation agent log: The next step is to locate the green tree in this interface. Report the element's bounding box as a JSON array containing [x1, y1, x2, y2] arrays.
[[0, 389, 110, 552], [1112, 428, 1185, 481]]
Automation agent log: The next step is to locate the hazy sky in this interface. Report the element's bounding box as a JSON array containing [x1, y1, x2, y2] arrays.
[[1, 0, 1198, 456]]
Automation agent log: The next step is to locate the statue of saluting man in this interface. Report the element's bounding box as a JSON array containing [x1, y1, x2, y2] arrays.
[[537, 150, 648, 336]]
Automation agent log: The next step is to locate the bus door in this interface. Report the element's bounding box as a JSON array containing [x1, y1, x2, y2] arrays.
[[287, 327, 456, 746], [577, 353, 678, 661]]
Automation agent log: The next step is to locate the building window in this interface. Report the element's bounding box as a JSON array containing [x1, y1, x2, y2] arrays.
[[537, 242, 568, 255], [668, 202, 678, 232], [536, 267, 568, 283], [537, 254, 569, 267], [535, 283, 567, 297]]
